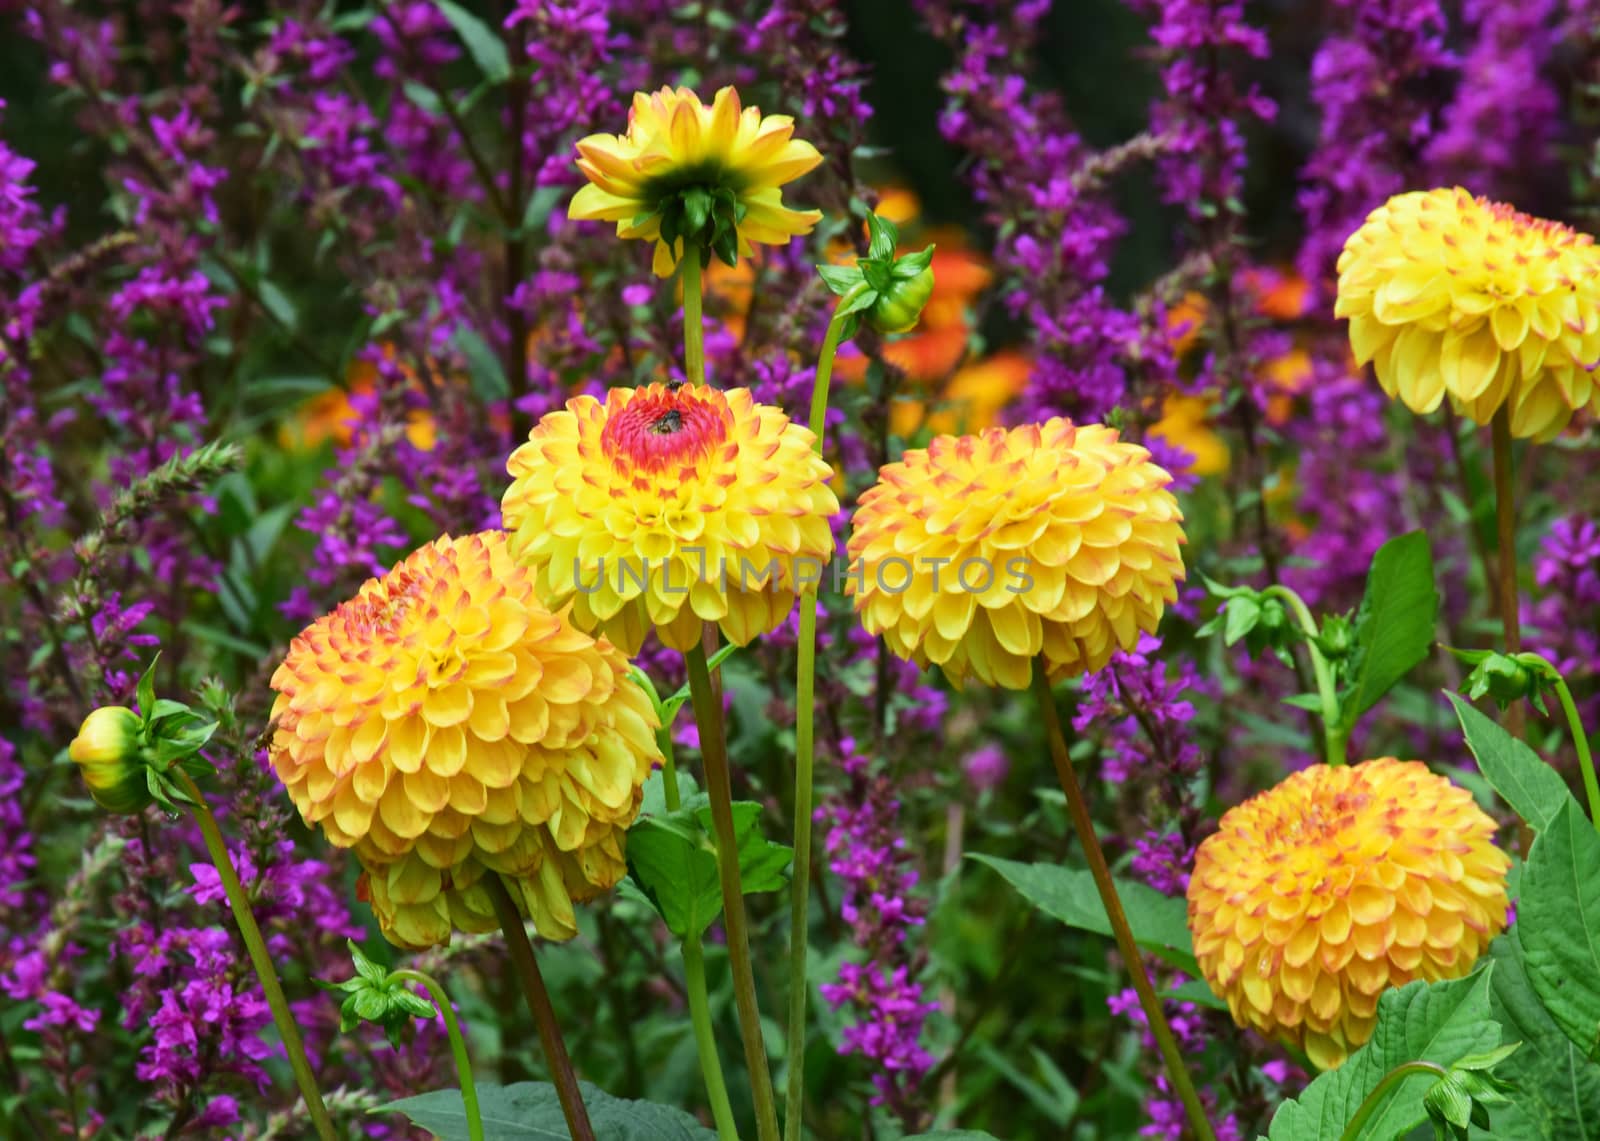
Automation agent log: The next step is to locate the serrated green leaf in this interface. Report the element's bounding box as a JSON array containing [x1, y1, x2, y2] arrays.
[[1339, 531, 1439, 730], [1520, 800, 1600, 1062], [967, 853, 1197, 973], [1474, 936, 1600, 1139], [429, 0, 510, 83], [1266, 971, 1499, 1140], [1449, 693, 1575, 833], [626, 800, 790, 940], [376, 1080, 717, 1139]]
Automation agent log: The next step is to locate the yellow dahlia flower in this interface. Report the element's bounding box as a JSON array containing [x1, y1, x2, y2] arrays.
[[569, 85, 823, 276], [502, 383, 838, 655], [1188, 758, 1510, 1071], [845, 420, 1186, 691], [1336, 187, 1600, 441], [268, 531, 661, 949]]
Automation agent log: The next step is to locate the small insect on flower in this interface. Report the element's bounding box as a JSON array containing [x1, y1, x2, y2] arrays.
[[268, 531, 662, 949], [1336, 187, 1600, 441], [846, 420, 1186, 690], [568, 86, 824, 276], [1187, 758, 1511, 1071], [502, 383, 839, 654]]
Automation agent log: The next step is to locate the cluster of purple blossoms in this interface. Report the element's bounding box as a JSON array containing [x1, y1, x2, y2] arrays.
[[817, 739, 938, 1120]]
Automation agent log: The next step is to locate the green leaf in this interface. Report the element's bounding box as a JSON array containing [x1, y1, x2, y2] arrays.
[[902, 1134, 1005, 1140], [1224, 595, 1262, 646], [1339, 531, 1440, 730], [136, 654, 161, 724], [816, 262, 864, 296], [967, 853, 1197, 973], [429, 0, 511, 83], [349, 940, 388, 985], [1519, 800, 1600, 1062], [454, 325, 509, 402], [518, 185, 565, 238], [1449, 693, 1575, 833], [1477, 936, 1600, 1139], [377, 1080, 717, 1139], [626, 800, 790, 940], [1266, 970, 1500, 1141]]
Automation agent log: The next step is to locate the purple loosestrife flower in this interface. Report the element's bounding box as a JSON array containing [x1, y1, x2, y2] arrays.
[[1526, 515, 1600, 724], [817, 741, 937, 1119], [1123, 0, 1275, 218], [1425, 0, 1563, 194], [1296, 0, 1454, 288]]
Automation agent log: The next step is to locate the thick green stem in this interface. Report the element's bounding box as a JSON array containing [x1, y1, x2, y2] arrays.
[[682, 254, 706, 387], [484, 875, 595, 1141], [1337, 1060, 1449, 1141], [387, 969, 483, 1141], [1030, 664, 1217, 1141], [1491, 408, 1525, 739], [784, 313, 848, 1141], [175, 772, 336, 1141], [649, 697, 738, 1132], [685, 643, 780, 1141], [1263, 585, 1346, 765], [682, 936, 740, 1141], [1545, 667, 1600, 833]]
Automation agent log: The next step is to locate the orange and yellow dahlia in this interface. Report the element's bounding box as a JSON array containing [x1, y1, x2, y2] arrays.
[[502, 383, 839, 654], [569, 86, 823, 276], [846, 420, 1185, 690], [268, 531, 661, 949], [1336, 187, 1600, 441], [1187, 758, 1510, 1071]]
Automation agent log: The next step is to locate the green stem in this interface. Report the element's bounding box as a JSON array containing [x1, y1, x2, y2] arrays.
[[1527, 658, 1600, 833], [387, 969, 483, 1141], [682, 936, 740, 1141], [685, 643, 781, 1141], [1491, 408, 1525, 739], [682, 253, 706, 387], [175, 772, 336, 1141], [1030, 663, 1217, 1141], [649, 692, 737, 1134], [484, 874, 596, 1141], [784, 313, 848, 1141], [1263, 585, 1346, 766], [1337, 1060, 1449, 1141]]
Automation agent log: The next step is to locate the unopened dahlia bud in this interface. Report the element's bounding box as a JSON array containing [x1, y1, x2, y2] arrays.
[[819, 212, 938, 336], [1187, 758, 1510, 1071], [68, 706, 151, 814]]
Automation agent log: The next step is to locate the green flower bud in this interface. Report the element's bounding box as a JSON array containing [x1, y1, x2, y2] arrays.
[[866, 263, 935, 334], [68, 706, 152, 814]]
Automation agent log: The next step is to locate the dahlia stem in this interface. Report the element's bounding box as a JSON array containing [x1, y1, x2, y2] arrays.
[[685, 642, 781, 1141], [174, 771, 336, 1141], [1263, 585, 1346, 766], [1029, 662, 1217, 1141], [1491, 408, 1525, 739], [682, 253, 706, 387], [650, 699, 739, 1139], [1524, 654, 1600, 833], [784, 311, 848, 1141], [1337, 1060, 1449, 1141], [484, 874, 595, 1141], [682, 936, 740, 1141], [385, 969, 483, 1141]]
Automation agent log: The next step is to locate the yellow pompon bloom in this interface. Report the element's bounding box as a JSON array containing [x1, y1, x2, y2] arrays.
[[845, 421, 1186, 691], [1336, 187, 1600, 441], [1187, 758, 1510, 1072], [569, 86, 824, 277], [502, 383, 839, 655], [268, 531, 661, 950]]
